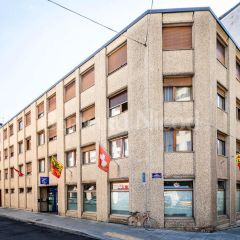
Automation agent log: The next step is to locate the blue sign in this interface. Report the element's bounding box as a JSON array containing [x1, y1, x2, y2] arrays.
[[141, 172, 146, 183], [152, 173, 162, 179], [40, 177, 49, 185]]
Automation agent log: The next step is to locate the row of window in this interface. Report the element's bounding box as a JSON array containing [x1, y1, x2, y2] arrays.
[[5, 187, 32, 194]]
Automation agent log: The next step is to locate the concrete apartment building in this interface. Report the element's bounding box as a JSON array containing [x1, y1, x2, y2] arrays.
[[0, 7, 240, 230]]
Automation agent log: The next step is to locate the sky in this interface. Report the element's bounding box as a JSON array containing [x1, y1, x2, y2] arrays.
[[0, 0, 239, 123]]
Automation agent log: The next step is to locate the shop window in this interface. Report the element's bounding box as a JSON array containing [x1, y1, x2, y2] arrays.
[[217, 180, 226, 215], [217, 132, 226, 156], [111, 182, 129, 215], [67, 185, 77, 210], [81, 67, 95, 92], [163, 77, 192, 102], [163, 26, 192, 50], [82, 144, 96, 164], [83, 184, 96, 212], [108, 43, 127, 75], [66, 150, 76, 168], [164, 181, 193, 217], [164, 129, 192, 152], [110, 136, 128, 159], [65, 114, 76, 134], [109, 91, 128, 117], [81, 105, 95, 128], [236, 183, 240, 212]]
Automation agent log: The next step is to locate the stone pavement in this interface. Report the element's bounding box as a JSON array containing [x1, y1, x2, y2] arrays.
[[0, 208, 239, 240]]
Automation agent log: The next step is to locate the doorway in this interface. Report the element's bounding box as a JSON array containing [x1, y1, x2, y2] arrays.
[[40, 186, 58, 213]]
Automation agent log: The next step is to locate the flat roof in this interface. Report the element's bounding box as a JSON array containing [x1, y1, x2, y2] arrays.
[[1, 7, 239, 128]]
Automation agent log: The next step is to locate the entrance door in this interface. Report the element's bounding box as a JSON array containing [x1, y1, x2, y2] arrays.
[[48, 187, 58, 213]]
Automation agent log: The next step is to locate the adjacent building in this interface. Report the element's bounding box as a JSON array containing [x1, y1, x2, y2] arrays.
[[0, 7, 240, 230]]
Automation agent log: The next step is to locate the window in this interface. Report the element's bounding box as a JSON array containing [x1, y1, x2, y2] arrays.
[[82, 144, 96, 164], [9, 146, 14, 157], [108, 43, 127, 75], [0, 171, 1, 181], [48, 124, 57, 141], [217, 180, 226, 215], [25, 112, 31, 127], [9, 124, 14, 136], [18, 141, 23, 154], [65, 114, 76, 134], [48, 94, 56, 112], [163, 26, 192, 50], [11, 189, 14, 194], [237, 140, 240, 154], [19, 188, 24, 194], [163, 77, 192, 102], [39, 159, 45, 173], [26, 137, 31, 151], [217, 39, 226, 65], [18, 118, 23, 131], [81, 105, 95, 128], [237, 99, 240, 121], [38, 131, 45, 145], [4, 169, 8, 179], [237, 61, 240, 81], [81, 67, 95, 92], [26, 187, 32, 193], [109, 91, 128, 117], [217, 85, 226, 111], [26, 162, 32, 175], [111, 182, 129, 215], [64, 80, 76, 102], [164, 129, 192, 152], [10, 168, 14, 178], [237, 183, 240, 212], [83, 184, 96, 212], [19, 165, 24, 176], [3, 129, 7, 140], [67, 185, 77, 210], [66, 150, 76, 167], [4, 148, 8, 159], [164, 181, 193, 217], [37, 102, 44, 119], [110, 136, 128, 159], [5, 189, 8, 194], [217, 132, 226, 156]]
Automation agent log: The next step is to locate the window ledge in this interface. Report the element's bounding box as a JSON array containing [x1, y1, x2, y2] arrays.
[[111, 157, 128, 161], [163, 48, 194, 51], [165, 217, 194, 220], [164, 101, 194, 103], [82, 163, 96, 166], [164, 151, 194, 154], [65, 131, 76, 136], [107, 63, 127, 77], [217, 59, 228, 69], [81, 124, 95, 130], [217, 154, 228, 158], [217, 107, 227, 114], [108, 111, 128, 119]]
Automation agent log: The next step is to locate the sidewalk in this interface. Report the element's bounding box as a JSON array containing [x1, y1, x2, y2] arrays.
[[0, 208, 240, 240]]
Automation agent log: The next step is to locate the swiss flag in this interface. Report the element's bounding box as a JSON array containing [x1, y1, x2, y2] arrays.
[[98, 144, 111, 172]]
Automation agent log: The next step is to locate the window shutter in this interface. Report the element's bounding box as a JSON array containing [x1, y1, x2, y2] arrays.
[[48, 94, 56, 112], [163, 77, 192, 87], [109, 91, 127, 109], [25, 112, 31, 126], [108, 43, 127, 74], [217, 132, 226, 141], [37, 102, 44, 115], [82, 144, 95, 152], [163, 26, 192, 50], [65, 81, 76, 102], [217, 85, 226, 97], [48, 124, 57, 139], [81, 67, 95, 92], [217, 39, 225, 65], [237, 61, 240, 80], [82, 106, 95, 122], [66, 115, 76, 128]]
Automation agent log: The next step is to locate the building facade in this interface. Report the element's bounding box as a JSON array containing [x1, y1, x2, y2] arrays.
[[0, 7, 240, 230]]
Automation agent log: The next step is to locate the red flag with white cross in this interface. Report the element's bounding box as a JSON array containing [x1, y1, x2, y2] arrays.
[[98, 144, 111, 172]]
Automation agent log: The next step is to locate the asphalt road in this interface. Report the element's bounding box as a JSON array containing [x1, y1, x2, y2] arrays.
[[0, 216, 97, 240]]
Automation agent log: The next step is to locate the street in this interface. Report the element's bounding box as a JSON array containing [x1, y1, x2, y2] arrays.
[[0, 216, 97, 240]]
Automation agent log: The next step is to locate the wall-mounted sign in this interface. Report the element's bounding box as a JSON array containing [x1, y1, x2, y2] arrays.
[[141, 172, 146, 183], [40, 177, 49, 185], [152, 173, 162, 179]]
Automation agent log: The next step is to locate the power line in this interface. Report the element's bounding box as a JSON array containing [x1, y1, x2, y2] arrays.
[[46, 0, 146, 46]]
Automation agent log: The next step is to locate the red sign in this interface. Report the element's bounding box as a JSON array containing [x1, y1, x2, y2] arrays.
[[98, 144, 111, 172]]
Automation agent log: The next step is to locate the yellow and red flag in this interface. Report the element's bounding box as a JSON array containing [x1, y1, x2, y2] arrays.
[[236, 154, 240, 170], [50, 156, 63, 178]]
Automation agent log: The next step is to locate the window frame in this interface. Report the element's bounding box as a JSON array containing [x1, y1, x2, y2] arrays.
[[109, 136, 128, 159], [65, 114, 76, 135], [18, 141, 23, 154], [217, 180, 226, 215], [64, 80, 76, 102], [38, 131, 45, 146], [67, 185, 78, 211], [83, 184, 96, 212], [66, 150, 76, 168], [47, 93, 56, 113], [109, 90, 128, 117], [217, 132, 226, 156], [216, 37, 226, 66], [38, 158, 45, 173]]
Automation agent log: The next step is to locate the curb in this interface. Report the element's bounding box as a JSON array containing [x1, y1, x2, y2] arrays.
[[0, 212, 109, 240]]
